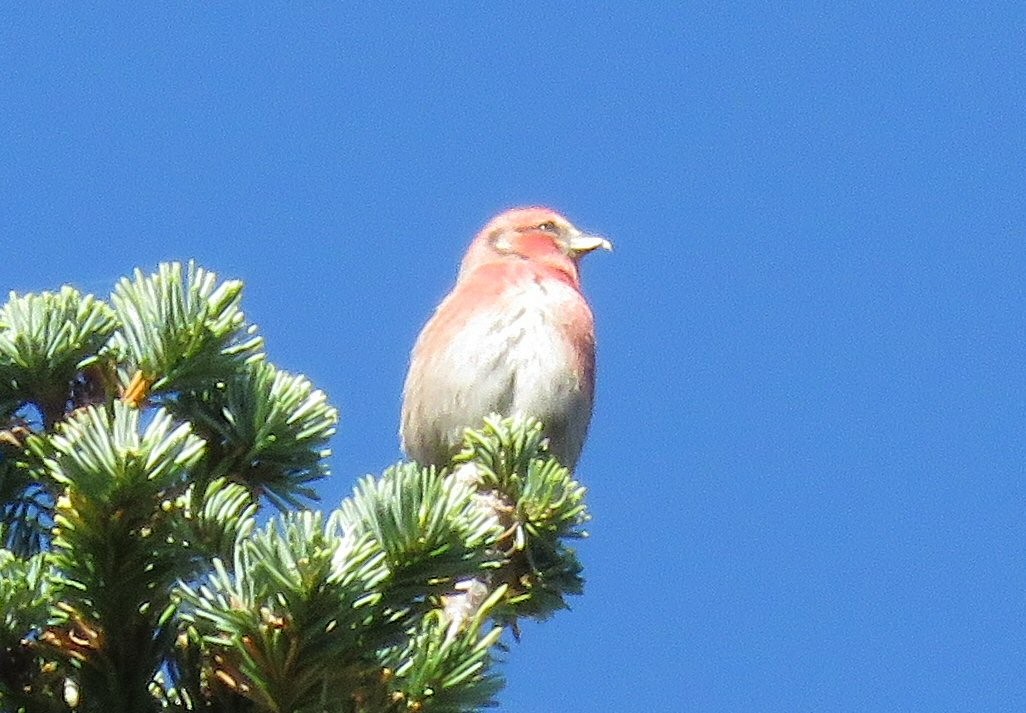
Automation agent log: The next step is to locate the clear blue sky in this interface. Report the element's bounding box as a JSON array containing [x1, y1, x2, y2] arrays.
[[2, 4, 1023, 711]]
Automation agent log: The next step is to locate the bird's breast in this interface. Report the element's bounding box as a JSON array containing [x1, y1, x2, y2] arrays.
[[402, 271, 596, 467]]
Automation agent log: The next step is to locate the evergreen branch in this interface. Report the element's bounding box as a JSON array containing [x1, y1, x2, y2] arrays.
[[379, 600, 505, 713], [337, 464, 503, 591], [170, 361, 338, 510], [109, 262, 263, 404], [177, 512, 393, 712], [0, 548, 51, 652], [0, 287, 117, 424], [175, 477, 259, 567], [36, 402, 204, 501], [177, 468, 509, 713], [0, 550, 69, 712], [27, 403, 207, 712], [443, 416, 591, 627]]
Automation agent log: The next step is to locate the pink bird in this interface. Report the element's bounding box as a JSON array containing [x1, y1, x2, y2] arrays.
[[401, 207, 611, 470]]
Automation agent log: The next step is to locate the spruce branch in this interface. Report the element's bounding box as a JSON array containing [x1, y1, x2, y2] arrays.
[[336, 464, 503, 588], [28, 402, 206, 712], [170, 361, 338, 510], [377, 595, 506, 713], [174, 477, 260, 567], [440, 416, 590, 633], [177, 512, 392, 712], [0, 287, 117, 427], [109, 262, 263, 405], [0, 549, 68, 712]]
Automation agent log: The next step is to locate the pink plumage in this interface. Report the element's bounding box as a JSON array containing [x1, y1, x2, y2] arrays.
[[401, 207, 611, 470]]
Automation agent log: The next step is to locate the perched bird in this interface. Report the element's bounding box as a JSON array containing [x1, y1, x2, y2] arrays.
[[401, 207, 611, 470]]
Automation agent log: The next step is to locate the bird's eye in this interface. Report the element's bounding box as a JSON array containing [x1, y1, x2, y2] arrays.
[[536, 221, 560, 233]]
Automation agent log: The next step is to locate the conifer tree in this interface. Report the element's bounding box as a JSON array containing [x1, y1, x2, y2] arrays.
[[0, 263, 588, 713]]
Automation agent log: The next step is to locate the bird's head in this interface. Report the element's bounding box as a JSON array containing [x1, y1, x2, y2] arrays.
[[459, 207, 612, 286]]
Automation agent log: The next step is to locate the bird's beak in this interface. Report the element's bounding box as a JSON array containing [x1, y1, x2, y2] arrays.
[[567, 232, 613, 258]]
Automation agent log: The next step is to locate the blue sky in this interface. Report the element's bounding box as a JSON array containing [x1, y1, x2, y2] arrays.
[[2, 4, 1024, 711]]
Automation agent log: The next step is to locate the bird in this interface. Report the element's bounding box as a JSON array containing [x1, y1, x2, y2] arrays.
[[401, 207, 611, 471]]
